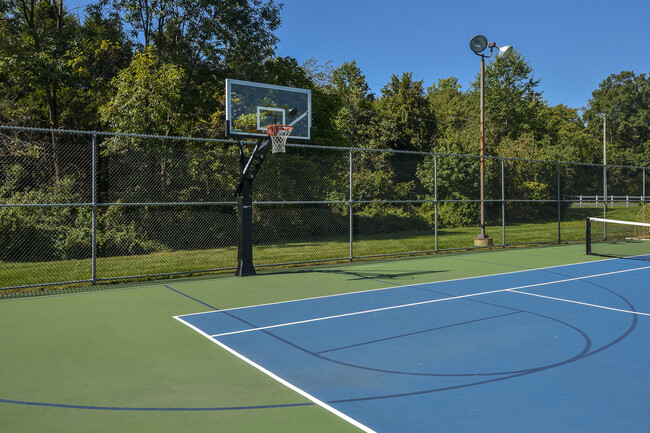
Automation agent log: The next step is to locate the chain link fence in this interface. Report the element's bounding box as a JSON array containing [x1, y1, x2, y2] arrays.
[[1, 125, 648, 292]]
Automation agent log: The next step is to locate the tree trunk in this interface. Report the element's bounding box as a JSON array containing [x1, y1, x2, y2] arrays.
[[45, 83, 60, 180]]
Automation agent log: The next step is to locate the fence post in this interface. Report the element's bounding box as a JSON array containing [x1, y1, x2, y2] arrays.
[[349, 149, 354, 261], [434, 154, 438, 252], [557, 162, 561, 244], [579, 195, 583, 208], [501, 159, 505, 247], [91, 133, 97, 284]]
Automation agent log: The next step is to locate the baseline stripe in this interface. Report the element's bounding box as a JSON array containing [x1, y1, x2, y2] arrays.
[[209, 264, 650, 338], [509, 290, 650, 316]]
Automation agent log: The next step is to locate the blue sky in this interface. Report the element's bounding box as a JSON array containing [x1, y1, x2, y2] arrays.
[[67, 0, 650, 110]]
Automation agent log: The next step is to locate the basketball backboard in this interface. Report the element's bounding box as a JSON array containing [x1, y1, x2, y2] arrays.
[[225, 79, 312, 143]]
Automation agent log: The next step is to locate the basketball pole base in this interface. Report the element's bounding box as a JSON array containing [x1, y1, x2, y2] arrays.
[[236, 194, 256, 277], [236, 260, 256, 276]]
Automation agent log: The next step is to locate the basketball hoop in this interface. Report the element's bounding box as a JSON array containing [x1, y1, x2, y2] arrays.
[[267, 124, 293, 153]]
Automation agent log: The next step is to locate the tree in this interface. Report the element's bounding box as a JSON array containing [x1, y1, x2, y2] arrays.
[[341, 73, 434, 226], [373, 72, 435, 152], [100, 49, 185, 138], [0, 0, 82, 178], [427, 77, 475, 150], [331, 61, 375, 147], [414, 77, 480, 227], [97, 0, 283, 137], [302, 57, 334, 89], [473, 51, 544, 144], [102, 0, 281, 71], [0, 0, 74, 130], [536, 103, 595, 163], [63, 4, 133, 130], [98, 49, 186, 202], [0, 0, 132, 186], [262, 55, 312, 88], [583, 71, 650, 166]]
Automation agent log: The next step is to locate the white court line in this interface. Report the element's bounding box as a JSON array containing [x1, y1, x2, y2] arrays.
[[173, 316, 377, 433], [209, 264, 650, 338], [177, 255, 634, 319], [508, 290, 650, 316]]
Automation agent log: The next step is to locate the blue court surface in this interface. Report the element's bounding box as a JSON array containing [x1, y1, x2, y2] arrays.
[[175, 258, 650, 433]]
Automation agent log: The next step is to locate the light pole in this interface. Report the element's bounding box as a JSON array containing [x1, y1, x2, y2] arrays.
[[469, 35, 513, 247]]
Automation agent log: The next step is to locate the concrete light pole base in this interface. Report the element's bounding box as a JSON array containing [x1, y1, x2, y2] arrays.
[[474, 234, 493, 247]]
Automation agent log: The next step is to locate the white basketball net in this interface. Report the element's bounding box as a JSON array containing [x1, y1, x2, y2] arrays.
[[267, 125, 293, 153]]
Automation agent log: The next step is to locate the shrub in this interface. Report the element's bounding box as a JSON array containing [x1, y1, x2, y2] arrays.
[[436, 202, 479, 229], [354, 205, 429, 234], [0, 175, 164, 262]]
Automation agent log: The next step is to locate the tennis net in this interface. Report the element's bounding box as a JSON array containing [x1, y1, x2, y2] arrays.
[[586, 217, 650, 260]]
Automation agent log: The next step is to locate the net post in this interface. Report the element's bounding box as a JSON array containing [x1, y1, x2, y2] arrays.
[[585, 217, 592, 255]]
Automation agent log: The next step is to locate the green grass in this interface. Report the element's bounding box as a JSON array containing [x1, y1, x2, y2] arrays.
[[0, 205, 641, 291], [0, 244, 608, 432]]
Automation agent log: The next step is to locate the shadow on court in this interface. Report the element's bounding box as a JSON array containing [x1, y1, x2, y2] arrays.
[[266, 268, 450, 281]]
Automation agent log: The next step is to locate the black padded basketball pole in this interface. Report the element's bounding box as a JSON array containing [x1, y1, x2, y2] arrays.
[[235, 138, 271, 276]]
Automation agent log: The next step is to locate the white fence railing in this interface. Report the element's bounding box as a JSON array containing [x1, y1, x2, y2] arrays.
[[568, 195, 650, 207]]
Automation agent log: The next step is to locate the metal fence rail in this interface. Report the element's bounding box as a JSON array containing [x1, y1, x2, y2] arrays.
[[1, 125, 648, 292]]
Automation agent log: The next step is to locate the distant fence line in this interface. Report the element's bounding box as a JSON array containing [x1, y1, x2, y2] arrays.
[[1, 125, 649, 293], [568, 195, 650, 208]]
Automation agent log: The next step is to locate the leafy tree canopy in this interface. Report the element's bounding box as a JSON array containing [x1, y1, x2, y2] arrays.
[[100, 0, 281, 74], [373, 72, 435, 152], [99, 49, 185, 139], [584, 71, 650, 166], [472, 51, 544, 144], [330, 61, 375, 146]]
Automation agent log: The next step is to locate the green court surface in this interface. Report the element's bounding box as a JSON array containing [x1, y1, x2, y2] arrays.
[[0, 244, 602, 432]]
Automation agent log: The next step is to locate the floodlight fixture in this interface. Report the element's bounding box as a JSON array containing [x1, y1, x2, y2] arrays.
[[469, 35, 512, 60], [498, 45, 513, 59], [470, 35, 488, 54]]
